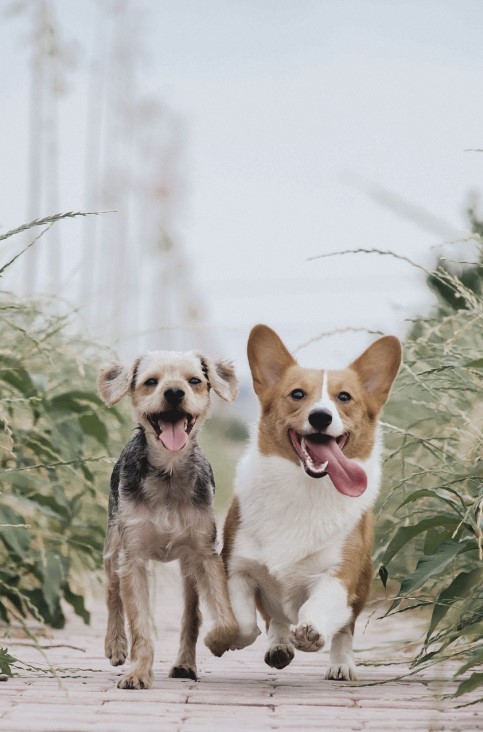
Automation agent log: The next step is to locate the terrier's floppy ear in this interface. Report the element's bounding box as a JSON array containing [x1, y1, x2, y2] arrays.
[[247, 324, 297, 397], [349, 336, 402, 412], [97, 359, 139, 407], [197, 355, 238, 402]]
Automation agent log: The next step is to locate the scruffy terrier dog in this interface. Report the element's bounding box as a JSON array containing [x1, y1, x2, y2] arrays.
[[97, 350, 239, 689]]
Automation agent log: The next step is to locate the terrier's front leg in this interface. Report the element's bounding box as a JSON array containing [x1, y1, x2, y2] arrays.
[[104, 528, 128, 667], [290, 575, 352, 656], [117, 555, 154, 689], [169, 569, 201, 681], [195, 554, 240, 657], [226, 571, 261, 650]]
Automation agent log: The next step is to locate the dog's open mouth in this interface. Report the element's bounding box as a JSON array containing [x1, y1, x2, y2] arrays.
[[147, 411, 196, 452], [288, 430, 367, 497]]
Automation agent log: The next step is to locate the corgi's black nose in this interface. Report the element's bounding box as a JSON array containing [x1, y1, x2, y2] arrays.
[[308, 408, 332, 430], [164, 387, 185, 406]]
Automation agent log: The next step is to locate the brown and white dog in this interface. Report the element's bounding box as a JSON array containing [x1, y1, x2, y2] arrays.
[[220, 325, 401, 680]]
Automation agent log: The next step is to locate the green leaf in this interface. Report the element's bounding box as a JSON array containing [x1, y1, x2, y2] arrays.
[[58, 390, 105, 406], [378, 564, 388, 589], [463, 358, 483, 369], [458, 648, 483, 677], [397, 488, 462, 514], [459, 620, 483, 638], [382, 515, 460, 566], [48, 394, 90, 415], [427, 568, 483, 639], [25, 491, 70, 520], [21, 433, 62, 464], [391, 539, 473, 610], [22, 588, 65, 629], [63, 583, 90, 624], [0, 355, 37, 398], [0, 647, 17, 676], [39, 552, 64, 618], [424, 527, 450, 555], [78, 413, 108, 447], [0, 506, 30, 557], [455, 672, 483, 698]]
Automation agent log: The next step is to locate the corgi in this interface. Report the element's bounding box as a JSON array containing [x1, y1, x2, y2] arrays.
[[220, 324, 401, 680]]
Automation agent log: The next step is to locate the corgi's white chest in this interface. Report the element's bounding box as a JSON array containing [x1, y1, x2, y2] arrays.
[[234, 445, 381, 577]]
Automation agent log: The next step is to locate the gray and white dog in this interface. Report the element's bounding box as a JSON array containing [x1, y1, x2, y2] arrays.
[[97, 349, 239, 689]]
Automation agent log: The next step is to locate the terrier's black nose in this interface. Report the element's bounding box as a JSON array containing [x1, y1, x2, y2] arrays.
[[164, 387, 185, 406], [308, 408, 332, 430]]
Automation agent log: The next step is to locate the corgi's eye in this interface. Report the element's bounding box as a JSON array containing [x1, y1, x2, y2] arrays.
[[144, 378, 158, 387], [290, 389, 305, 400], [338, 391, 352, 402], [189, 377, 202, 385]]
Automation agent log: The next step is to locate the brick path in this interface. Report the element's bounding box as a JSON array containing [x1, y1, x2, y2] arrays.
[[1, 565, 481, 732]]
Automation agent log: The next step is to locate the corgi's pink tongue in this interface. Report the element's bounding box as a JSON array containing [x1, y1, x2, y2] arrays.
[[306, 438, 367, 497], [159, 419, 188, 452]]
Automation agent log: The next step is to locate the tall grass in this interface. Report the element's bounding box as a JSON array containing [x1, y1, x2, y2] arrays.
[[373, 232, 483, 700], [311, 203, 482, 699], [0, 214, 129, 675]]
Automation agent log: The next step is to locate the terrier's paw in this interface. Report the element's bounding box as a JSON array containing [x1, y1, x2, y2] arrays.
[[290, 622, 325, 652], [264, 643, 295, 669], [169, 664, 197, 681], [325, 663, 358, 681], [204, 622, 239, 657], [117, 669, 153, 689], [229, 625, 261, 651], [105, 635, 128, 666]]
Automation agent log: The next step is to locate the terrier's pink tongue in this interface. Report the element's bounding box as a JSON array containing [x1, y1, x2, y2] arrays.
[[306, 438, 367, 497], [159, 419, 188, 452]]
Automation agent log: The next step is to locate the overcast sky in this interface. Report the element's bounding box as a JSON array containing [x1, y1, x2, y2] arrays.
[[1, 0, 482, 374]]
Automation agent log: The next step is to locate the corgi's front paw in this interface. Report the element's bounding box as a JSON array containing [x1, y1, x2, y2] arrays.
[[229, 624, 261, 650], [290, 622, 325, 652], [325, 662, 358, 681]]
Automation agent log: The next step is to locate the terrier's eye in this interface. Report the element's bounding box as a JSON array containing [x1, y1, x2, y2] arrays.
[[290, 389, 305, 400], [144, 378, 158, 387], [189, 377, 202, 385], [338, 391, 352, 402]]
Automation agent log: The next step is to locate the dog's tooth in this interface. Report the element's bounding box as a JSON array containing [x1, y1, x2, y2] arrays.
[[321, 460, 328, 471], [301, 438, 309, 458]]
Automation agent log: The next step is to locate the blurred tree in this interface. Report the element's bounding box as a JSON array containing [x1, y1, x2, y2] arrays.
[[7, 0, 209, 356], [22, 0, 77, 294]]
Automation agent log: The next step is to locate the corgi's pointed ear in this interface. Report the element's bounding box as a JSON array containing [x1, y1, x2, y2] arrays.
[[97, 358, 139, 407], [248, 324, 297, 397], [350, 336, 402, 411], [197, 355, 238, 402]]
